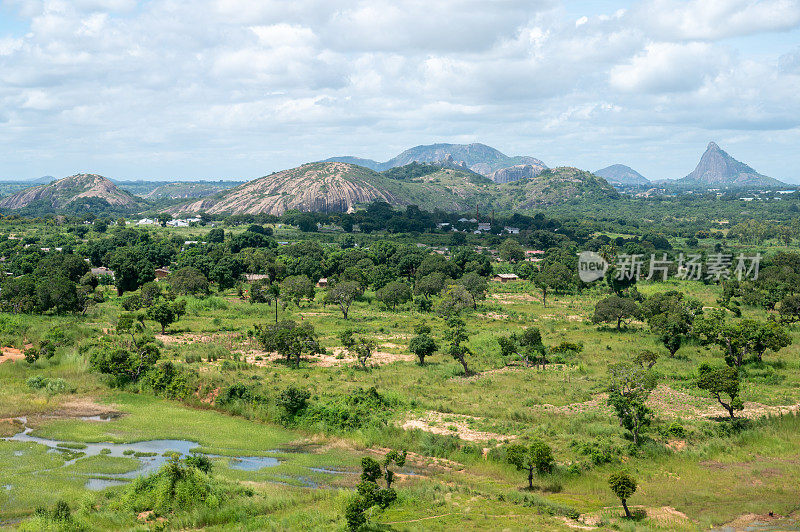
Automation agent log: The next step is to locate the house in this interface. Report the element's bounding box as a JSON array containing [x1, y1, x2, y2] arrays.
[[155, 267, 170, 280], [504, 226, 520, 234], [493, 273, 519, 283], [137, 218, 156, 225], [477, 222, 491, 232], [245, 274, 269, 282], [91, 267, 114, 278], [436, 222, 451, 230], [317, 277, 328, 288]]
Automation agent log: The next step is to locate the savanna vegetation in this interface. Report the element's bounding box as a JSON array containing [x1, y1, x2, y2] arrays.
[[0, 198, 799, 530]]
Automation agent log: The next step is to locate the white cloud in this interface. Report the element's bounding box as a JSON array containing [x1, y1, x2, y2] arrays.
[[631, 0, 800, 41], [0, 0, 798, 181], [609, 42, 726, 93]]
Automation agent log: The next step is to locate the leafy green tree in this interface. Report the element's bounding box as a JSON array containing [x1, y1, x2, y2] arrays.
[[207, 228, 224, 243], [414, 272, 446, 299], [345, 454, 403, 531], [444, 316, 472, 375], [436, 284, 474, 317], [633, 350, 659, 369], [145, 300, 185, 334], [325, 281, 363, 319], [108, 249, 155, 296], [593, 296, 639, 330], [696, 363, 743, 419], [778, 294, 800, 324], [535, 262, 572, 307], [88, 335, 161, 386], [499, 238, 525, 263], [458, 271, 488, 309], [497, 328, 547, 368], [169, 267, 209, 296], [280, 275, 316, 306], [375, 281, 412, 310], [277, 385, 311, 422], [506, 439, 555, 489], [607, 363, 657, 445], [694, 312, 792, 366], [255, 320, 324, 368], [157, 213, 172, 227], [340, 329, 377, 368], [408, 322, 438, 365], [608, 471, 637, 518]]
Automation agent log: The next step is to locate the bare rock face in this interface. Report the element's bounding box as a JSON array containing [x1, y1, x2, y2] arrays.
[[681, 142, 785, 187], [177, 162, 401, 216], [489, 164, 546, 184], [0, 173, 137, 209]]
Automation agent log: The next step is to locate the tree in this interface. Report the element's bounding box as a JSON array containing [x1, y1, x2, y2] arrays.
[[277, 385, 310, 422], [340, 329, 377, 368], [88, 335, 160, 386], [633, 350, 659, 369], [593, 296, 639, 330], [499, 238, 525, 263], [642, 291, 697, 357], [145, 300, 186, 334], [169, 267, 209, 296], [608, 471, 637, 518], [436, 284, 474, 317], [506, 439, 555, 489], [280, 275, 316, 306], [497, 328, 547, 369], [325, 281, 363, 319], [696, 363, 743, 419], [778, 294, 800, 324], [207, 228, 224, 243], [408, 323, 437, 365], [607, 363, 657, 445], [255, 320, 324, 368], [459, 271, 488, 309], [375, 281, 412, 310], [415, 272, 446, 299], [535, 262, 572, 307], [344, 453, 404, 531], [157, 213, 172, 227], [694, 312, 792, 367], [444, 316, 472, 375]]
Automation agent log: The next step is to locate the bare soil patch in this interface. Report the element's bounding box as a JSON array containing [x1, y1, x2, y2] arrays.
[[0, 346, 28, 363], [400, 411, 514, 442]]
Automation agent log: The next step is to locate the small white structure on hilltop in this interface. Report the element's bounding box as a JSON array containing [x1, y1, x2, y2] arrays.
[[137, 218, 156, 225]]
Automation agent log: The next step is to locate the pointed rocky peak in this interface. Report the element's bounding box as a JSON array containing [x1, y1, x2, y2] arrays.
[[680, 142, 785, 187]]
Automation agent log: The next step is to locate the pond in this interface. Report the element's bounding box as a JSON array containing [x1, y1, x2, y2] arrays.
[[4, 418, 286, 490]]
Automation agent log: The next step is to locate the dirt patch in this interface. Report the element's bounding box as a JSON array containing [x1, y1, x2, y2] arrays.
[[48, 398, 122, 420], [476, 312, 509, 320], [400, 411, 514, 443], [666, 440, 687, 452], [0, 346, 27, 363], [722, 512, 784, 529], [311, 348, 415, 367], [531, 394, 612, 415], [369, 446, 463, 472], [490, 293, 539, 303], [647, 385, 800, 420]]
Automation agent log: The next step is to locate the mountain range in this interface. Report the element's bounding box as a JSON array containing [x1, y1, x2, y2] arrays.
[[325, 143, 548, 183], [0, 141, 790, 215]]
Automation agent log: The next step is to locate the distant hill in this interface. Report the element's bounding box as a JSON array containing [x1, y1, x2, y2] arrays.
[[176, 162, 405, 216], [677, 142, 786, 188], [594, 165, 650, 186], [0, 173, 138, 210], [497, 167, 620, 207], [141, 181, 244, 200], [29, 175, 56, 185], [174, 162, 616, 216], [324, 142, 547, 182]]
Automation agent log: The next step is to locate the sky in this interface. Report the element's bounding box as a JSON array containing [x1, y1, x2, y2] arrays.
[[1, 0, 799, 182]]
